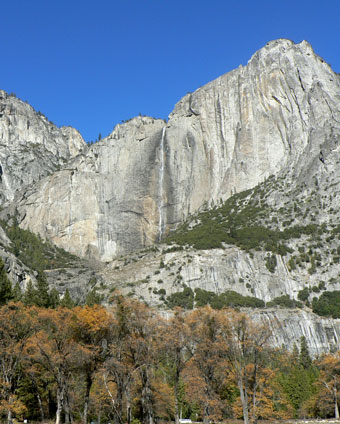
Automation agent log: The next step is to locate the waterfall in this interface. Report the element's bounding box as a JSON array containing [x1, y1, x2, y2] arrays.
[[0, 163, 14, 202], [158, 127, 166, 241], [68, 174, 73, 236]]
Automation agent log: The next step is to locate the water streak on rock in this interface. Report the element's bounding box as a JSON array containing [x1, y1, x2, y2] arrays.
[[158, 127, 166, 241]]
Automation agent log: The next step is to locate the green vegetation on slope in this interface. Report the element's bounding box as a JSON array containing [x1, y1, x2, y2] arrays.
[[165, 179, 324, 255], [0, 216, 81, 272], [166, 287, 265, 310], [0, 257, 14, 305], [312, 291, 340, 318]]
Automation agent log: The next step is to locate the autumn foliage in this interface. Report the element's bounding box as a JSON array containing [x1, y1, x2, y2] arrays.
[[0, 299, 338, 424]]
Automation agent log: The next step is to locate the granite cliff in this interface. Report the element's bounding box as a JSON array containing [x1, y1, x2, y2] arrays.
[[1, 39, 340, 354], [0, 91, 88, 291], [0, 90, 86, 206], [11, 39, 340, 262]]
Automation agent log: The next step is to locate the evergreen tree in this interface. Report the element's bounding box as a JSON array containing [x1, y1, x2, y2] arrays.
[[23, 281, 36, 306], [279, 364, 316, 415], [299, 336, 312, 369], [292, 343, 299, 362], [49, 288, 60, 308], [60, 288, 75, 308], [85, 287, 102, 306], [21, 274, 55, 308], [34, 273, 50, 307], [0, 257, 13, 305], [12, 281, 22, 302], [278, 339, 317, 417]]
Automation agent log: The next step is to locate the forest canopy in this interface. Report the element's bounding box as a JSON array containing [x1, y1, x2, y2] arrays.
[[0, 299, 339, 424]]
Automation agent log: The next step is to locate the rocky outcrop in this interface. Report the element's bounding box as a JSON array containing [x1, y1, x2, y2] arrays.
[[12, 39, 340, 261], [252, 309, 340, 356], [14, 117, 166, 260], [0, 90, 86, 206], [167, 39, 340, 203], [0, 225, 37, 289], [97, 247, 340, 356], [100, 247, 302, 305], [2, 40, 340, 355]]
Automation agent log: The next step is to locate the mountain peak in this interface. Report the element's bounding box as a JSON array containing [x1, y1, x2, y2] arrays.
[[1, 41, 340, 355], [5, 40, 340, 262]]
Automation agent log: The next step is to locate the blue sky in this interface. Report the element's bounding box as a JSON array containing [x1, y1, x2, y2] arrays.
[[1, 0, 339, 142]]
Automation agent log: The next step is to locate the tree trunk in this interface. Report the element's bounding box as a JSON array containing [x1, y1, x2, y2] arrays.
[[66, 388, 74, 423], [203, 405, 210, 424], [28, 375, 45, 422], [37, 390, 45, 422], [7, 409, 12, 424], [64, 393, 71, 424], [83, 402, 88, 424], [252, 350, 258, 424], [335, 399, 339, 420], [103, 372, 123, 424], [56, 387, 64, 424], [140, 369, 154, 424], [126, 384, 132, 424], [5, 382, 13, 424], [83, 373, 93, 424], [113, 388, 123, 424], [238, 376, 249, 424], [174, 370, 180, 424], [333, 385, 339, 419]]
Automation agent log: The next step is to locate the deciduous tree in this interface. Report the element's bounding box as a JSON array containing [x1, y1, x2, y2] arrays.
[[185, 307, 226, 423], [104, 296, 160, 424], [26, 307, 82, 424], [73, 305, 111, 424], [218, 309, 271, 424], [0, 303, 32, 423], [159, 308, 193, 424], [315, 352, 340, 418]]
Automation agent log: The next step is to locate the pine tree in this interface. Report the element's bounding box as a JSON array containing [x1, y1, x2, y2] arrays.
[[23, 281, 36, 306], [85, 287, 102, 306], [12, 281, 22, 302], [299, 336, 312, 369], [279, 338, 317, 416], [60, 288, 75, 308], [0, 257, 13, 305], [34, 273, 50, 307], [49, 288, 60, 308], [292, 343, 299, 362]]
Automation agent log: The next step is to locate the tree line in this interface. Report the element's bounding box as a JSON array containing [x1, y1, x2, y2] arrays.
[[1, 298, 340, 424]]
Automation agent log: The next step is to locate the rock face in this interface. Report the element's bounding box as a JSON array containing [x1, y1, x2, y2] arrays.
[[0, 90, 86, 206], [253, 309, 340, 356], [101, 247, 309, 305], [15, 117, 166, 260], [13, 39, 340, 261], [97, 247, 340, 356], [0, 225, 37, 289], [2, 39, 340, 355]]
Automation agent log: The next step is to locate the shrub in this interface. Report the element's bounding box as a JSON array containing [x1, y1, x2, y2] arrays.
[[212, 290, 264, 309], [194, 288, 216, 307], [312, 291, 340, 318], [267, 295, 302, 308], [298, 288, 310, 302], [166, 287, 194, 309], [167, 287, 265, 310], [288, 257, 296, 270], [266, 254, 277, 273]]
